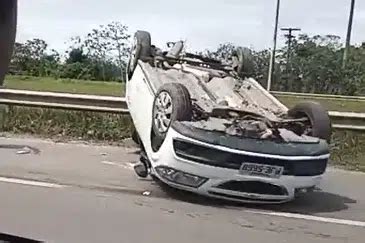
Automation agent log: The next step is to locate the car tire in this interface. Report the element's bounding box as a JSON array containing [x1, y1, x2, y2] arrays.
[[152, 83, 192, 141], [0, 0, 17, 85], [127, 30, 151, 79], [232, 47, 255, 78], [288, 101, 332, 142]]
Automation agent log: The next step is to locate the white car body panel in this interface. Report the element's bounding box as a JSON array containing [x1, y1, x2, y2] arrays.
[[127, 61, 329, 204], [126, 63, 156, 154], [150, 128, 326, 203]]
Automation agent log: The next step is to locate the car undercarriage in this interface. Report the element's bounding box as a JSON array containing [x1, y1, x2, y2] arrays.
[[132, 43, 331, 145]]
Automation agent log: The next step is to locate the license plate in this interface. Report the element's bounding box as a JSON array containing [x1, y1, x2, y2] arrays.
[[239, 163, 284, 178]]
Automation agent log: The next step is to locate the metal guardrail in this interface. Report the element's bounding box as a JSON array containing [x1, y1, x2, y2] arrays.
[[272, 91, 365, 101], [0, 89, 364, 131], [0, 89, 129, 114]]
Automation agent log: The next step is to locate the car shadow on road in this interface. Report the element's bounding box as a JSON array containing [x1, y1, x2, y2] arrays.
[[155, 181, 357, 214], [262, 191, 357, 214]]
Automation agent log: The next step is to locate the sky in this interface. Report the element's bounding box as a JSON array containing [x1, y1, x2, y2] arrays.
[[16, 0, 365, 53]]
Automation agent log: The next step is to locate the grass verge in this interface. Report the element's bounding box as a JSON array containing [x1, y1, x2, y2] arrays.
[[4, 75, 125, 96], [330, 131, 365, 172], [277, 96, 365, 112], [1, 106, 364, 172], [1, 106, 133, 143], [4, 75, 365, 112]]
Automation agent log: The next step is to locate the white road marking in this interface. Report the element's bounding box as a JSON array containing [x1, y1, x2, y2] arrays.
[[101, 161, 134, 170], [0, 177, 66, 188], [247, 210, 365, 228]]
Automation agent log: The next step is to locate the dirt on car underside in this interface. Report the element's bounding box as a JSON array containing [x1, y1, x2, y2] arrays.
[[140, 62, 318, 142], [141, 62, 286, 116]]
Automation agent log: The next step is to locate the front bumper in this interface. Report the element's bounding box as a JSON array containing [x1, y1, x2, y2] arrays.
[[149, 128, 329, 204]]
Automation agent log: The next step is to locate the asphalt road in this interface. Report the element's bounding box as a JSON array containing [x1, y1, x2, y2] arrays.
[[0, 136, 364, 242]]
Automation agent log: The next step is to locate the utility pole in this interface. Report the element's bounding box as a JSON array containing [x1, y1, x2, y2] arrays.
[[281, 28, 301, 72], [343, 0, 356, 68], [267, 0, 281, 91], [281, 27, 301, 91]]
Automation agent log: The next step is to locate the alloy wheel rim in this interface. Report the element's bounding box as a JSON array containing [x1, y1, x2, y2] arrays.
[[154, 91, 173, 133]]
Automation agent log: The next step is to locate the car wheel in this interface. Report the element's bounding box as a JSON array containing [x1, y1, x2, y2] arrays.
[[0, 0, 17, 85], [232, 47, 255, 78], [127, 30, 151, 79], [288, 101, 332, 142], [152, 83, 192, 141]]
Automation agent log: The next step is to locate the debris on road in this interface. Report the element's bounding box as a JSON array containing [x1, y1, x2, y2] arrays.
[[16, 148, 31, 155], [142, 191, 151, 196], [101, 161, 117, 166], [0, 144, 40, 154]]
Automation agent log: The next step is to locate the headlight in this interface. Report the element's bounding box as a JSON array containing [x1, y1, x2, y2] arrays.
[[155, 166, 208, 188]]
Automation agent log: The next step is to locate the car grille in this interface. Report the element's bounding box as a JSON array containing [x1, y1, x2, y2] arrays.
[[207, 191, 286, 203], [215, 181, 288, 195], [173, 139, 328, 176]]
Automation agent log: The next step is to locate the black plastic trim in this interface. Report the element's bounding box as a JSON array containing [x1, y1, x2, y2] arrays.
[[173, 139, 328, 176], [215, 181, 288, 196], [172, 121, 329, 157], [208, 191, 286, 203]]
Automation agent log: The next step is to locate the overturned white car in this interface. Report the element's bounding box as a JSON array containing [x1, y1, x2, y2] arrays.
[[126, 30, 332, 204]]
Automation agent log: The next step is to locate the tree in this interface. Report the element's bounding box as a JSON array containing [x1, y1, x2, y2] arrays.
[[278, 34, 345, 93], [251, 49, 271, 86], [202, 43, 236, 61], [41, 49, 61, 77], [101, 22, 131, 78], [70, 21, 130, 81], [10, 38, 49, 76], [66, 48, 89, 64], [202, 34, 364, 95], [201, 43, 272, 85]]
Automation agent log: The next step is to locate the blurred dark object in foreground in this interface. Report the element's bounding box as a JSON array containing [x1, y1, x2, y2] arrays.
[[0, 0, 18, 86], [0, 233, 42, 243]]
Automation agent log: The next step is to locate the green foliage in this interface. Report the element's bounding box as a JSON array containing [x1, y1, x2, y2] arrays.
[[2, 106, 133, 141], [9, 21, 131, 82], [277, 95, 365, 112], [7, 23, 365, 94], [10, 38, 57, 77], [59, 62, 93, 80], [207, 34, 365, 95], [66, 48, 88, 64], [202, 42, 236, 61], [275, 34, 345, 93], [4, 75, 125, 96], [330, 130, 365, 171]]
